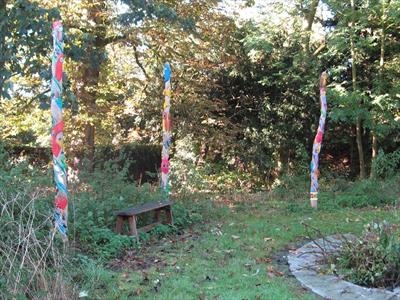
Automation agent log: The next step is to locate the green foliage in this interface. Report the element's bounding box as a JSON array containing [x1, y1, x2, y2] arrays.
[[70, 164, 147, 259], [172, 136, 266, 193], [94, 144, 160, 183], [69, 254, 118, 298], [70, 156, 207, 260], [0, 0, 60, 98], [274, 174, 400, 212], [0, 145, 206, 296], [150, 223, 172, 237], [77, 227, 135, 260], [0, 153, 73, 299], [216, 12, 322, 178], [171, 200, 204, 228], [372, 149, 400, 179], [334, 221, 400, 288], [0, 141, 10, 173], [331, 179, 398, 208], [273, 174, 310, 202]]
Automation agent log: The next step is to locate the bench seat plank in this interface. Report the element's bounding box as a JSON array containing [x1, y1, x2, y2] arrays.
[[114, 200, 173, 239], [115, 200, 173, 216]]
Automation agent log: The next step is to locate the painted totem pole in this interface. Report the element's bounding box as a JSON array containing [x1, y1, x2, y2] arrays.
[[310, 71, 328, 208], [51, 21, 68, 240], [161, 63, 172, 199]]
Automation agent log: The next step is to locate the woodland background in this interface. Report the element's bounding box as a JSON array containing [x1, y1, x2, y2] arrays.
[[1, 0, 400, 299], [1, 0, 399, 187]]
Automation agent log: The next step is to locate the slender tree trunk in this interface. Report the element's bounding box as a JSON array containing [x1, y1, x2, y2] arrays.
[[350, 0, 366, 179], [84, 123, 95, 170], [370, 133, 378, 176], [77, 0, 108, 171], [355, 119, 365, 179], [0, 0, 7, 97], [80, 67, 99, 171], [304, 0, 319, 55], [370, 0, 388, 178], [276, 146, 288, 177]]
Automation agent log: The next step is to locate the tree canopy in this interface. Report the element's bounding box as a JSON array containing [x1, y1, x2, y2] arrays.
[[1, 0, 399, 184]]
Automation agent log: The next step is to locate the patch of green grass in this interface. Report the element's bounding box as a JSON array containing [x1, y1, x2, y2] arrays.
[[77, 177, 399, 299], [3, 163, 395, 299]]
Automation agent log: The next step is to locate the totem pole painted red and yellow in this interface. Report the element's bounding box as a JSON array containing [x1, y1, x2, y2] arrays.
[[51, 21, 68, 240], [310, 71, 328, 208], [161, 63, 172, 199]]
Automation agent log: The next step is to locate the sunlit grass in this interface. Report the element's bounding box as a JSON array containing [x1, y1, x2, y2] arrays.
[[74, 176, 400, 299]]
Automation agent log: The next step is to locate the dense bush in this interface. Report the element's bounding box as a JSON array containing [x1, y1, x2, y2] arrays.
[[372, 149, 400, 179], [333, 221, 400, 288], [69, 162, 158, 259], [94, 143, 161, 183]]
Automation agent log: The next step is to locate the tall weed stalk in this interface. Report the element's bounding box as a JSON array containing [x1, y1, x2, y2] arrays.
[[0, 187, 74, 299]]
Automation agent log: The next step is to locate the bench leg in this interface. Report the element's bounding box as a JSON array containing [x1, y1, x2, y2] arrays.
[[128, 216, 138, 239], [154, 209, 161, 223], [165, 206, 173, 225], [115, 216, 124, 234], [154, 206, 173, 226]]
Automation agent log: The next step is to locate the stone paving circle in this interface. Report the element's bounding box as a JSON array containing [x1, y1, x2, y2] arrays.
[[287, 234, 400, 300]]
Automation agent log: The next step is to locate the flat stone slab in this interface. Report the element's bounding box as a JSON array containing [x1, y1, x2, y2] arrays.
[[288, 234, 400, 300]]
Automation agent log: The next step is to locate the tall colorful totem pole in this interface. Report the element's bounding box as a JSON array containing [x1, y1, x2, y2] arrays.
[[310, 71, 328, 209], [161, 63, 172, 199], [51, 21, 68, 240]]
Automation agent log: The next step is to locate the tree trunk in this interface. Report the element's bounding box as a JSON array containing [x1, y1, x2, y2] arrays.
[[304, 0, 319, 55], [276, 146, 288, 177], [370, 0, 388, 178], [84, 123, 95, 171], [76, 0, 108, 170], [355, 119, 365, 178], [350, 0, 366, 179], [370, 132, 378, 177], [0, 0, 7, 97]]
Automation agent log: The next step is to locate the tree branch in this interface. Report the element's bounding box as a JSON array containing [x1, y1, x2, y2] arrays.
[[133, 45, 149, 80]]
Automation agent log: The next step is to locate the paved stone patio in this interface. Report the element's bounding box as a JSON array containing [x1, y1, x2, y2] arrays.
[[287, 234, 400, 300]]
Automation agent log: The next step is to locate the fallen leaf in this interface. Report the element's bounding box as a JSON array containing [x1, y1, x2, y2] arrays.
[[267, 265, 284, 277], [256, 257, 272, 263]]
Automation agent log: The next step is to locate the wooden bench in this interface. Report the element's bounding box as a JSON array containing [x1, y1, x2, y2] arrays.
[[114, 200, 173, 239]]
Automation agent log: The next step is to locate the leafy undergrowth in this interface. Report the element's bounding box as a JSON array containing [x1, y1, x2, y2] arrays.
[[73, 184, 399, 300], [331, 221, 400, 289], [1, 150, 399, 300]]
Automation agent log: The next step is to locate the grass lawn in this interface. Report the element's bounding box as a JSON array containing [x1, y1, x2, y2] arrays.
[[79, 179, 400, 300]]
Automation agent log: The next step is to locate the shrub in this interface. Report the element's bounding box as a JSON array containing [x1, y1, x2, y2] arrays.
[[77, 227, 135, 260], [372, 149, 400, 179], [333, 221, 400, 289], [69, 164, 150, 259], [332, 179, 397, 208], [69, 161, 200, 260], [94, 143, 160, 183]]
